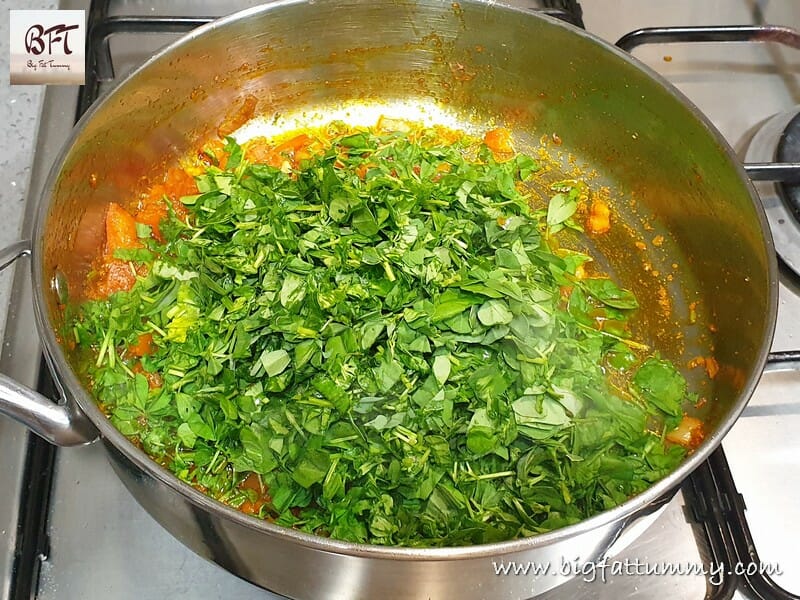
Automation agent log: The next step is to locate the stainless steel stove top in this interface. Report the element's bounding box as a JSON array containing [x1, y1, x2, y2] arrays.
[[2, 1, 800, 599]]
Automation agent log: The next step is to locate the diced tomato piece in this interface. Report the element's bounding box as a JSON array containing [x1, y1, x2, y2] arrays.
[[146, 183, 168, 203], [147, 168, 195, 216], [587, 199, 611, 234], [704, 356, 720, 379], [244, 133, 316, 170], [275, 134, 315, 169], [135, 201, 168, 241], [689, 355, 721, 381], [129, 332, 154, 357], [273, 133, 313, 155], [85, 203, 144, 299], [200, 138, 230, 169], [136, 167, 194, 239], [132, 361, 163, 389], [483, 127, 514, 155], [105, 203, 141, 255], [238, 473, 271, 516], [243, 137, 278, 166], [162, 167, 197, 199], [86, 260, 137, 299], [431, 162, 451, 182], [666, 415, 705, 449], [355, 163, 376, 180]]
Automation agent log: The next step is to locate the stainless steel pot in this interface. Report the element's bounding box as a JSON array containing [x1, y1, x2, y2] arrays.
[[0, 2, 778, 598]]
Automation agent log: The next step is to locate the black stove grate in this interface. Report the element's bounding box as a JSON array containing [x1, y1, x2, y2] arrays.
[[8, 361, 58, 600]]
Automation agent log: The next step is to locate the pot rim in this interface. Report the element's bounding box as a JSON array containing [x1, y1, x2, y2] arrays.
[[31, 0, 779, 561]]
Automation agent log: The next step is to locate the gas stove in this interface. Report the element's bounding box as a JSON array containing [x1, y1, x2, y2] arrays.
[[2, 1, 800, 599]]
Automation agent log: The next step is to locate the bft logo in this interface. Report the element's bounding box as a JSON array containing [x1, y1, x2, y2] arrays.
[[10, 10, 86, 85], [25, 23, 80, 56]]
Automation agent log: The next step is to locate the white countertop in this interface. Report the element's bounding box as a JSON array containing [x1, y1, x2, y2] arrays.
[[0, 0, 57, 340]]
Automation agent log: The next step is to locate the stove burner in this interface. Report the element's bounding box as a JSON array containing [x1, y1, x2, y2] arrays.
[[777, 112, 800, 223], [745, 108, 800, 279]]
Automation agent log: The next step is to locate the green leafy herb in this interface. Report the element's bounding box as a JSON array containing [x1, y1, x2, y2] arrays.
[[582, 278, 639, 310], [546, 193, 577, 229], [632, 358, 687, 417], [70, 123, 691, 548]]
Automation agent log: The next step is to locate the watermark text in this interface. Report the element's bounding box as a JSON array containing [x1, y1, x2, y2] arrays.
[[492, 556, 783, 586]]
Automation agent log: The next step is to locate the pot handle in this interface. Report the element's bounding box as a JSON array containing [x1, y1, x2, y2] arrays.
[[0, 241, 98, 446], [0, 240, 31, 269]]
